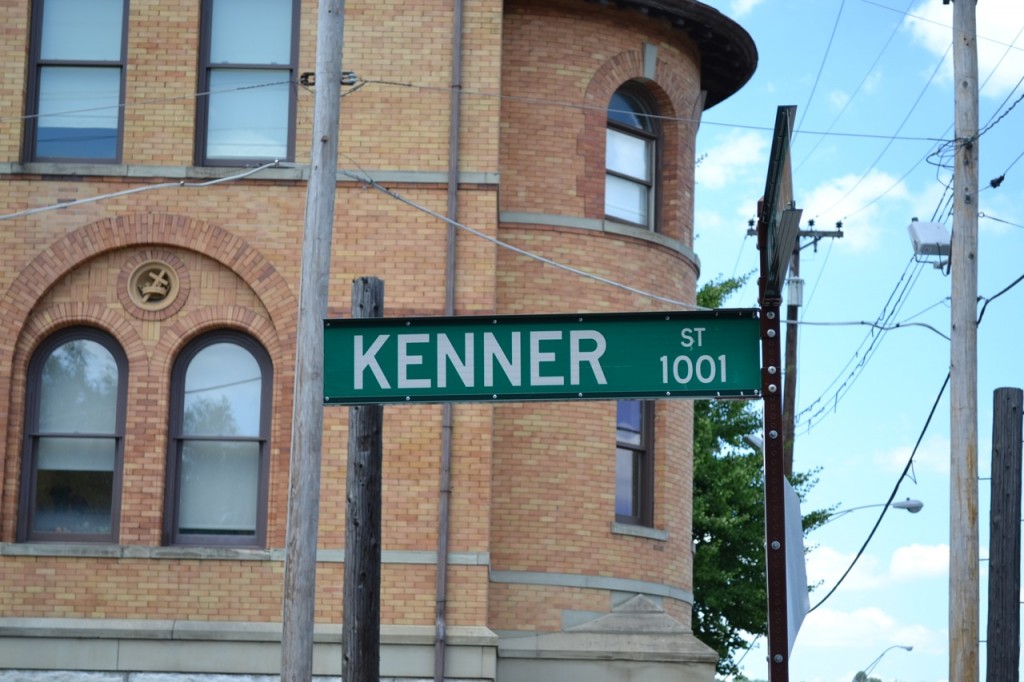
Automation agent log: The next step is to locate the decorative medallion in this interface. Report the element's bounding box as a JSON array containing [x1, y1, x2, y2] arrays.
[[119, 252, 190, 320]]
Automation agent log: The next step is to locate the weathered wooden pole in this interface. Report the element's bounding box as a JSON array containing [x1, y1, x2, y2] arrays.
[[280, 1, 345, 680], [986, 387, 1022, 682], [949, 1, 980, 679], [343, 276, 385, 682]]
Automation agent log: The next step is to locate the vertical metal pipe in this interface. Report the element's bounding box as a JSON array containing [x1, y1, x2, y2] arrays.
[[435, 1, 464, 680]]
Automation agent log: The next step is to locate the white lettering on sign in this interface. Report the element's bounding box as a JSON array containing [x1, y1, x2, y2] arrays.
[[483, 332, 521, 387], [352, 329, 610, 392], [679, 327, 706, 348], [398, 334, 430, 389], [354, 334, 391, 389], [437, 333, 474, 388], [570, 329, 607, 385], [530, 330, 563, 386]]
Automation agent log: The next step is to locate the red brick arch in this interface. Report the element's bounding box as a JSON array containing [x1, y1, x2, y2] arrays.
[[0, 214, 297, 539], [580, 48, 702, 244]]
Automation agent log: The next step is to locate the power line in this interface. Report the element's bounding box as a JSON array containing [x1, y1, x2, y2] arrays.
[[336, 168, 708, 311], [794, 0, 847, 141], [794, 256, 927, 432], [817, 44, 952, 220], [0, 161, 283, 222], [807, 267, 1024, 611], [359, 77, 946, 143], [795, 0, 914, 174], [4, 79, 296, 126], [808, 371, 950, 612]]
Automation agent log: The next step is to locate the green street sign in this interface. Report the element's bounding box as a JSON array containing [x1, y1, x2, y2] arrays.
[[323, 309, 762, 404]]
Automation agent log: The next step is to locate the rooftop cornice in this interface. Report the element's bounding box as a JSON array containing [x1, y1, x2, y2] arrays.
[[582, 0, 758, 109]]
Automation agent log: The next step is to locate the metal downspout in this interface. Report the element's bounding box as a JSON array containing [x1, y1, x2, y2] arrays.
[[435, 0, 463, 680]]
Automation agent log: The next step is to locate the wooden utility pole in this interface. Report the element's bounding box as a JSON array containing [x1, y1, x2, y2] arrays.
[[343, 277, 385, 682], [949, 0, 979, 680], [747, 220, 840, 479], [280, 1, 345, 680], [986, 388, 1022, 682]]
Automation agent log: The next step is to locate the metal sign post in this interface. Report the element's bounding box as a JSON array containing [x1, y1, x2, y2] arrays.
[[758, 104, 799, 682]]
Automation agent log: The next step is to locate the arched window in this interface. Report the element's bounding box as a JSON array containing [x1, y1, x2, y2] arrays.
[[19, 328, 127, 542], [165, 331, 272, 546], [605, 85, 659, 229]]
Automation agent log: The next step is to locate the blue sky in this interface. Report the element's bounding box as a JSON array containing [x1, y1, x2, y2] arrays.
[[692, 1, 1024, 680]]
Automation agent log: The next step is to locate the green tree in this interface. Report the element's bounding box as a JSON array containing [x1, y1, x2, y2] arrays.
[[852, 673, 882, 682], [690, 277, 828, 677]]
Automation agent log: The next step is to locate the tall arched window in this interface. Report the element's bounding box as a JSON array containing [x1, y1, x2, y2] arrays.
[[165, 331, 272, 546], [605, 85, 659, 229], [19, 328, 127, 542]]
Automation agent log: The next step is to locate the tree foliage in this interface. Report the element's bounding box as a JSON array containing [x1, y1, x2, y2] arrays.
[[690, 277, 826, 677]]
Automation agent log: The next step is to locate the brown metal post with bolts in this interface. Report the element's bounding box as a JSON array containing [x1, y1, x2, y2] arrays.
[[757, 105, 801, 682]]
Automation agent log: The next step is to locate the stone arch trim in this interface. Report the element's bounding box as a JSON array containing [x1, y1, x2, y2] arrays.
[[0, 213, 296, 362], [0, 214, 297, 540], [151, 305, 283, 377], [1, 303, 149, 541], [579, 49, 700, 243]]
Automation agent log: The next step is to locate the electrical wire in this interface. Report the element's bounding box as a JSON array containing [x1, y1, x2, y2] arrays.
[[807, 268, 1024, 611], [795, 0, 914, 174], [794, 0, 847, 142], [790, 317, 949, 341], [794, 256, 927, 432], [980, 212, 1024, 230], [336, 168, 709, 311], [818, 44, 952, 220], [5, 79, 296, 126], [359, 77, 946, 143], [0, 161, 283, 222], [808, 371, 950, 612]]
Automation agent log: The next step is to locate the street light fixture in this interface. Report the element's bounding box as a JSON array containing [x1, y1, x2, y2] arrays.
[[858, 643, 913, 678], [823, 498, 924, 525]]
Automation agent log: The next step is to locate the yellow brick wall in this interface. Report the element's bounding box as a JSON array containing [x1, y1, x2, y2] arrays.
[[0, 0, 715, 639]]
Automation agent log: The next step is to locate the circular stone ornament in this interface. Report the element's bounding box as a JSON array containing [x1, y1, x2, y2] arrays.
[[119, 252, 190, 319]]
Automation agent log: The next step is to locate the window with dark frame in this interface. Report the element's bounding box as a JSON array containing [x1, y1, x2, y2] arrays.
[[164, 331, 272, 547], [615, 399, 654, 526], [196, 0, 298, 166], [18, 328, 127, 543], [605, 85, 659, 230], [24, 0, 129, 162]]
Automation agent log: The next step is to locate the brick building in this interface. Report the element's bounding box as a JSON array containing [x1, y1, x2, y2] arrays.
[[0, 0, 756, 680]]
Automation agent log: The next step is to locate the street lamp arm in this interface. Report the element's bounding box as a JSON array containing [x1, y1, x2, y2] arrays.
[[822, 498, 924, 525], [859, 644, 913, 677]]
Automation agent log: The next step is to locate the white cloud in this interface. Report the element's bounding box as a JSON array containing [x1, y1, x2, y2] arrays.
[[905, 0, 1024, 99], [801, 170, 909, 252], [807, 541, 948, 592], [862, 71, 883, 96], [696, 130, 768, 190], [889, 542, 949, 580], [873, 433, 949, 474], [794, 604, 943, 654], [828, 89, 850, 111], [806, 544, 887, 592]]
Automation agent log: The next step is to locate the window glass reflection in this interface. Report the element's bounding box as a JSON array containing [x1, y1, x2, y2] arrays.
[[40, 0, 124, 61], [36, 67, 120, 160], [211, 0, 292, 64], [40, 339, 119, 433], [184, 342, 262, 437], [178, 440, 259, 534], [206, 70, 290, 160]]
